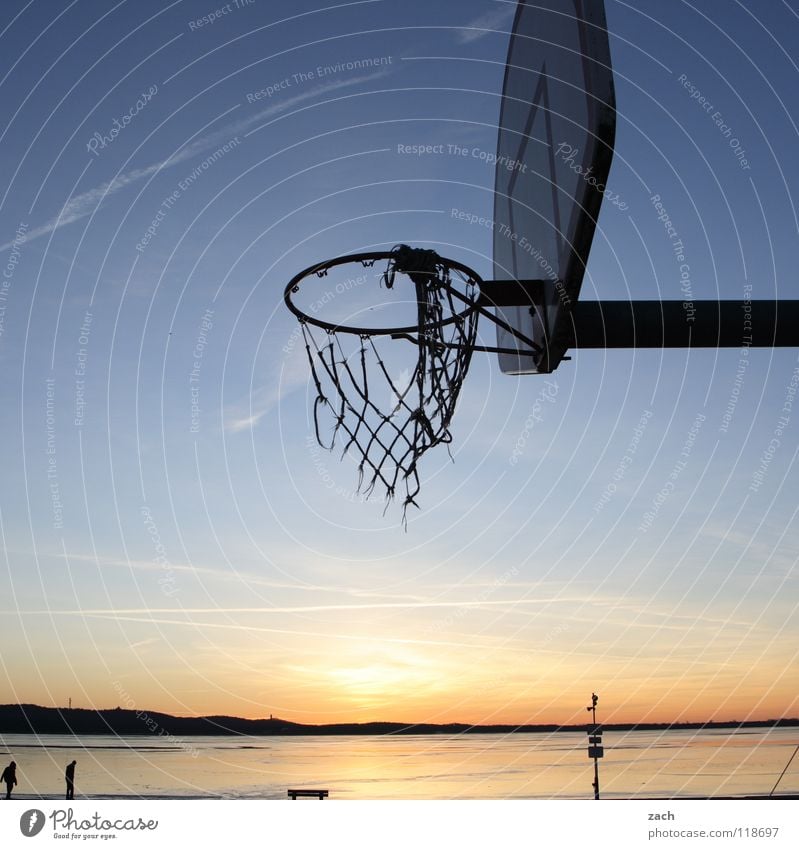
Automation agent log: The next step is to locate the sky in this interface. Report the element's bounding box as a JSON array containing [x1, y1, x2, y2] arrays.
[[0, 0, 797, 727]]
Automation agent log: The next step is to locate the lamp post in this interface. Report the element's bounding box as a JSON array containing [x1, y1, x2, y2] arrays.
[[586, 692, 602, 800]]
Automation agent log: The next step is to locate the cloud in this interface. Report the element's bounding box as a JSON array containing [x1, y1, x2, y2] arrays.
[[225, 344, 310, 433], [0, 138, 210, 252], [128, 637, 160, 649], [24, 596, 588, 616], [0, 71, 392, 253], [46, 548, 433, 602], [21, 610, 593, 656], [457, 4, 516, 44], [0, 161, 168, 252], [240, 71, 393, 136]]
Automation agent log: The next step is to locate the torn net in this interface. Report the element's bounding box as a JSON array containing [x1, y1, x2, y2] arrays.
[[300, 247, 480, 523]]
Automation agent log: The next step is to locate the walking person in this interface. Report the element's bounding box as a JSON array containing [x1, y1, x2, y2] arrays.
[[65, 760, 77, 800], [1, 761, 17, 799]]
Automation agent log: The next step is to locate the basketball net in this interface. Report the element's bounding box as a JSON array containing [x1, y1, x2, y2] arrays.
[[298, 246, 480, 523]]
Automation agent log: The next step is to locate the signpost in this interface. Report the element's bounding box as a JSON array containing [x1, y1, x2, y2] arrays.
[[586, 693, 602, 799]]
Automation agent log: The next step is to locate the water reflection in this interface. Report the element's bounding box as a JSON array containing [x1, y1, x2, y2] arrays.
[[0, 728, 796, 799]]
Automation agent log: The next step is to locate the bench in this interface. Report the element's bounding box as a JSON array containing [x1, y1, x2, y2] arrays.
[[287, 788, 329, 800]]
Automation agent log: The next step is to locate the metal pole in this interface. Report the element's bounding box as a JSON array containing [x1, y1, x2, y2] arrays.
[[769, 743, 799, 797], [593, 746, 600, 800], [570, 300, 799, 348], [587, 692, 600, 800]]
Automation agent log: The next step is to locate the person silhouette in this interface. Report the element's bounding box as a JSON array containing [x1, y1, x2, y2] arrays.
[[65, 760, 77, 800], [1, 761, 17, 799]]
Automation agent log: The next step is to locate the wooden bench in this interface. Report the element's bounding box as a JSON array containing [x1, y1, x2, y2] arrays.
[[287, 788, 329, 800]]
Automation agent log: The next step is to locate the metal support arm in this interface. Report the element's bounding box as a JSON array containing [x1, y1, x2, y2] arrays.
[[570, 300, 799, 348]]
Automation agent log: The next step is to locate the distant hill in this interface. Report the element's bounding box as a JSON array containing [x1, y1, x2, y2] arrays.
[[1, 705, 797, 737]]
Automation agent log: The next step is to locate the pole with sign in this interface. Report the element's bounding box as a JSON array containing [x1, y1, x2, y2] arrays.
[[586, 693, 602, 799]]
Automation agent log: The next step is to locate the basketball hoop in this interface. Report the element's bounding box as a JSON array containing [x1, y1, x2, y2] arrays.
[[285, 246, 482, 522]]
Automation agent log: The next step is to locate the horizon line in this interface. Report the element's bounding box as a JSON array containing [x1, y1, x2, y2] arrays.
[[3, 703, 797, 731]]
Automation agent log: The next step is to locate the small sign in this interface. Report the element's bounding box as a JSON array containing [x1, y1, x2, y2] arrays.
[[588, 735, 603, 744], [588, 746, 604, 759]]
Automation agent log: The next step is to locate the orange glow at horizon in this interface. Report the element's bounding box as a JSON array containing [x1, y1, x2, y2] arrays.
[[4, 573, 797, 729], [4, 633, 797, 727]]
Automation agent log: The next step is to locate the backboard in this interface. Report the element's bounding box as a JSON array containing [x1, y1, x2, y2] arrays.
[[493, 0, 616, 374]]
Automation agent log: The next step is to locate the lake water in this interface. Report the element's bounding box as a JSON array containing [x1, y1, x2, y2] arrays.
[[1, 728, 796, 800]]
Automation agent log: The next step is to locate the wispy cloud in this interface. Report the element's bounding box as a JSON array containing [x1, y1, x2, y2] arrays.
[[12, 610, 608, 657], [1, 160, 172, 252], [128, 637, 160, 649], [11, 593, 758, 636], [0, 128, 227, 252], [13, 611, 735, 666], [1, 71, 392, 253], [18, 597, 590, 616], [241, 71, 393, 137], [43, 548, 434, 602], [225, 348, 310, 433], [457, 4, 516, 44]]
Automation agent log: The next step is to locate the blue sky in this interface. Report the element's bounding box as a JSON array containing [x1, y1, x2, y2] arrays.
[[0, 0, 797, 725]]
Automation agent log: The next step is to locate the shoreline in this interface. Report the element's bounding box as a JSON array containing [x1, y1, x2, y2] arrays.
[[2, 705, 797, 737]]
